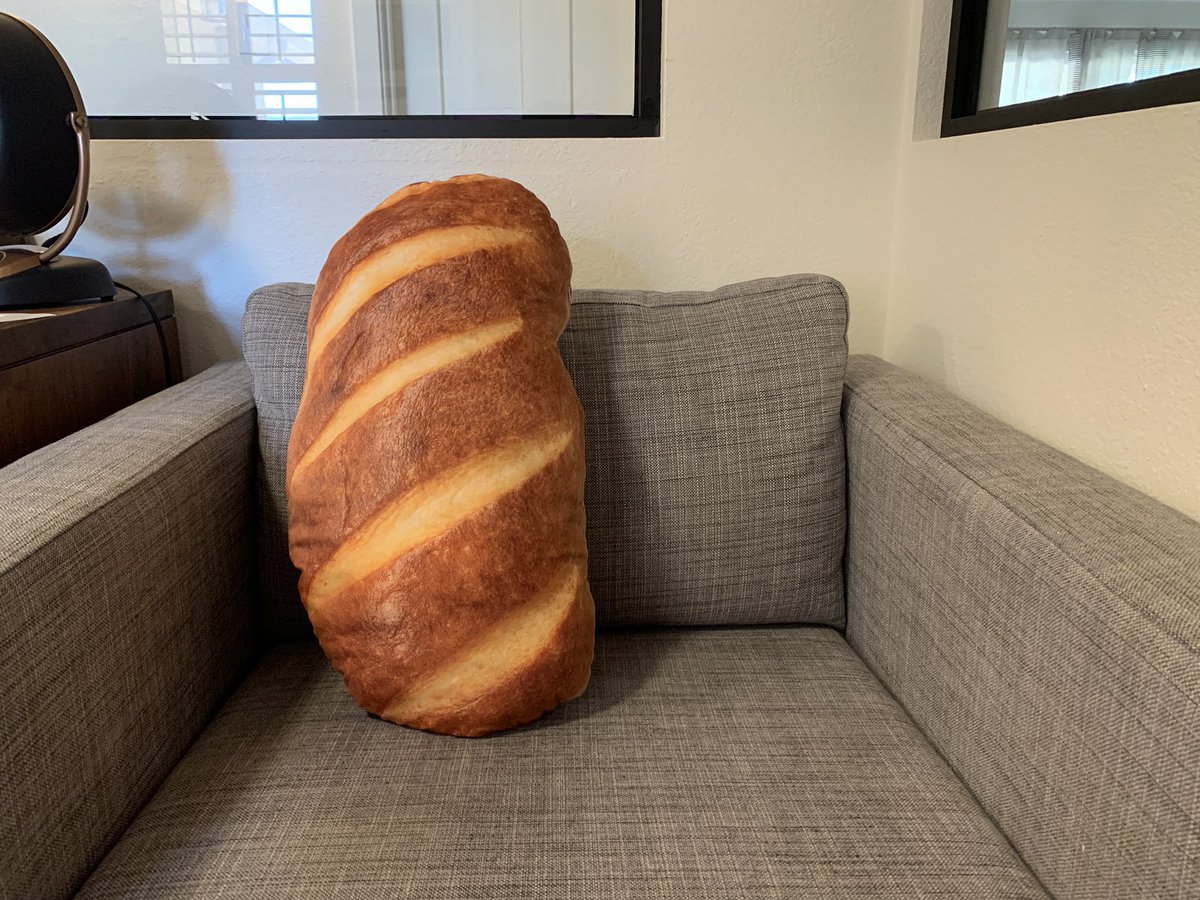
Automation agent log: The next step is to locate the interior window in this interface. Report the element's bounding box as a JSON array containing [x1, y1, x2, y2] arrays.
[[2, 0, 661, 139], [945, 0, 1200, 135]]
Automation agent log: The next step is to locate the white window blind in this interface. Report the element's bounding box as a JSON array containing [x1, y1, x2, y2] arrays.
[[1000, 27, 1200, 106]]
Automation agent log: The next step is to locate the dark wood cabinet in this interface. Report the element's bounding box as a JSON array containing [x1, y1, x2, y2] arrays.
[[0, 290, 181, 467]]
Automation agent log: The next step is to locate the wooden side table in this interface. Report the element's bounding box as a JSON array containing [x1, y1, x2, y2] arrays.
[[0, 289, 182, 467]]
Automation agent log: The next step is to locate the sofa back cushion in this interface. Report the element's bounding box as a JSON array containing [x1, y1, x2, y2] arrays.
[[243, 274, 848, 638]]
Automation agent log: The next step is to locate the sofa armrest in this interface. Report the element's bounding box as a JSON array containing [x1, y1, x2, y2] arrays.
[[843, 354, 1200, 900], [0, 362, 260, 900]]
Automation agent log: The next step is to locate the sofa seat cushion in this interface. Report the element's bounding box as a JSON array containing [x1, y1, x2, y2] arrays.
[[78, 629, 1045, 899]]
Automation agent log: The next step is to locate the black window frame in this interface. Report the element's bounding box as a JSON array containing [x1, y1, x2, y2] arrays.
[[943, 0, 1200, 137], [91, 0, 661, 140]]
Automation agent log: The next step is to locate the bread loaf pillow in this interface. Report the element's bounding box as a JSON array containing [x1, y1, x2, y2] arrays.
[[286, 174, 594, 737]]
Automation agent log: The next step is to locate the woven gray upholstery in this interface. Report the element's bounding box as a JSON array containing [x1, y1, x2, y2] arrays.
[[843, 355, 1200, 900], [242, 275, 848, 634], [78, 628, 1045, 899], [564, 277, 848, 626], [242, 282, 313, 639], [0, 362, 260, 900]]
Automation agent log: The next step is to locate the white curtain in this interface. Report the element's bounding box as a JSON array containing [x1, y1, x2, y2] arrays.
[[999, 27, 1200, 106], [1080, 29, 1141, 91], [999, 29, 1074, 105], [1140, 28, 1200, 78]]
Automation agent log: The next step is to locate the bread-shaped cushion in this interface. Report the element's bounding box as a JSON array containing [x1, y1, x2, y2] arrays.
[[286, 174, 594, 737]]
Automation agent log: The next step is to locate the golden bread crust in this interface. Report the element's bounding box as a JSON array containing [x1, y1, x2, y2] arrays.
[[287, 174, 594, 737]]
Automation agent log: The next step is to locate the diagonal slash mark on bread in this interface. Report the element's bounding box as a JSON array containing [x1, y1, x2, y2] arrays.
[[293, 317, 523, 477], [308, 225, 534, 365], [370, 174, 491, 212], [306, 422, 574, 611], [383, 562, 581, 723], [371, 180, 437, 211]]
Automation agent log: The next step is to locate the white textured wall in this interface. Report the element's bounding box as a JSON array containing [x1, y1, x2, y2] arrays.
[[885, 0, 1200, 520], [70, 0, 910, 374], [56, 0, 1198, 518]]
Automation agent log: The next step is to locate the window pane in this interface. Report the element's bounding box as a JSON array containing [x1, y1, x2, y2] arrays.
[[279, 16, 313, 35], [979, 0, 1200, 109], [246, 15, 281, 36], [276, 0, 312, 15], [7, 0, 638, 118], [247, 35, 278, 55], [281, 36, 315, 56], [255, 80, 318, 119]]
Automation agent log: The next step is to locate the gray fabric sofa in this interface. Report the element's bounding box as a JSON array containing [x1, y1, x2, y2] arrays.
[[2, 275, 1197, 899]]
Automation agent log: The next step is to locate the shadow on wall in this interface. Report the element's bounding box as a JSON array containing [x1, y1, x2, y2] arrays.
[[78, 141, 250, 375], [891, 324, 949, 387], [564, 236, 653, 293], [72, 151, 649, 378]]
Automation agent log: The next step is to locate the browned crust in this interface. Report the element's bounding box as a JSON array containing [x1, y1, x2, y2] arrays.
[[302, 417, 586, 701], [307, 175, 571, 344], [287, 174, 593, 737], [401, 576, 596, 737], [288, 334, 580, 580]]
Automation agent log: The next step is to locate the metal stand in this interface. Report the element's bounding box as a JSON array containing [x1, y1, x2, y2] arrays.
[[0, 110, 115, 307], [0, 255, 115, 308]]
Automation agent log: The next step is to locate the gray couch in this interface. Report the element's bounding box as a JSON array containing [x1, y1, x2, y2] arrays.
[[2, 275, 1197, 899]]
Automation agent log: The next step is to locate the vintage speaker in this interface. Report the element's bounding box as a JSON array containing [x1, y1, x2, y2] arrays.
[[0, 13, 115, 308]]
